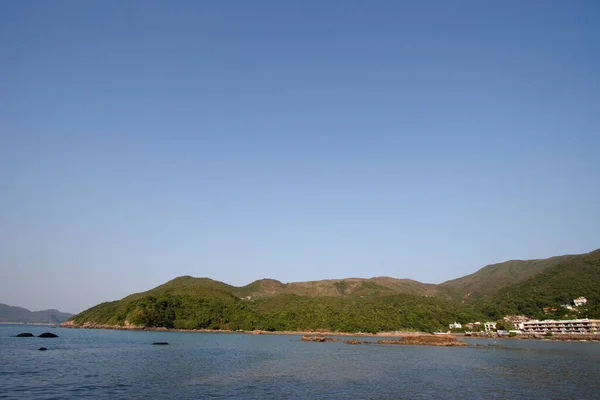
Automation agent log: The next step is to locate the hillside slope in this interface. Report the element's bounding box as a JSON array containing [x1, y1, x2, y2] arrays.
[[475, 249, 600, 319], [440, 254, 580, 302]]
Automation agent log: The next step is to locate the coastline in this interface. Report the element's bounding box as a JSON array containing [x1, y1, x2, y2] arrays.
[[456, 332, 600, 341], [58, 322, 600, 342], [59, 321, 422, 337]]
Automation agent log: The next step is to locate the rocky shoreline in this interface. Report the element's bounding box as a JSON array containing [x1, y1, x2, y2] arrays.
[[300, 333, 467, 346], [59, 322, 599, 343], [59, 321, 421, 337], [60, 322, 471, 345]]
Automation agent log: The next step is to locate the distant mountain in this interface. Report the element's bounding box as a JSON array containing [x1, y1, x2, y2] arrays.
[[66, 248, 600, 333], [0, 304, 73, 324]]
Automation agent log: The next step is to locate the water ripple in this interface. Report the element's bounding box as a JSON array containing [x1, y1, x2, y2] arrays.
[[1, 326, 599, 399]]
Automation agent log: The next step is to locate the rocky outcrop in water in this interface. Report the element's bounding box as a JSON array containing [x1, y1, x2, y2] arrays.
[[152, 342, 169, 345], [38, 347, 48, 351], [377, 335, 467, 347], [301, 334, 466, 347], [38, 332, 58, 338], [301, 334, 332, 342], [15, 332, 34, 337], [301, 335, 371, 345]]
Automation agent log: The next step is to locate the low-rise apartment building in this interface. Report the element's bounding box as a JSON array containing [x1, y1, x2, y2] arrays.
[[484, 322, 497, 332], [449, 322, 462, 329], [522, 318, 600, 334]]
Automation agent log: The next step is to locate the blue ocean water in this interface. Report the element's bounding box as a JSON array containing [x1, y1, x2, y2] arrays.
[[1, 324, 599, 399]]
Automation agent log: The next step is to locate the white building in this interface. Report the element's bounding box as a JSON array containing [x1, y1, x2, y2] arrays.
[[449, 322, 462, 330], [514, 322, 525, 330], [484, 322, 497, 332], [573, 297, 588, 307], [522, 318, 600, 334]]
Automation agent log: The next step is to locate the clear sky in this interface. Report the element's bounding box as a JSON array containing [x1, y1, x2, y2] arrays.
[[1, 1, 599, 313]]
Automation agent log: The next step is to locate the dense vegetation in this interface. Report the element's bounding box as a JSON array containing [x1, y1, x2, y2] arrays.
[[69, 249, 600, 332], [71, 291, 484, 333]]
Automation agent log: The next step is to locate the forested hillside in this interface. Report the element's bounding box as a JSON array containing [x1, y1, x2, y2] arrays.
[[70, 290, 483, 333], [67, 248, 600, 333]]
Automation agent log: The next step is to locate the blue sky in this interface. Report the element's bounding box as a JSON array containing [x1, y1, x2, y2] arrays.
[[1, 1, 599, 313]]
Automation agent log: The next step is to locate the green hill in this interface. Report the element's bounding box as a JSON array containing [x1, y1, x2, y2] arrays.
[[123, 276, 235, 302], [68, 248, 600, 333], [69, 291, 483, 333], [69, 276, 483, 333]]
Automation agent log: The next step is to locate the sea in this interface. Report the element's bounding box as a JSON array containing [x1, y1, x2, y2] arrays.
[[1, 324, 599, 399]]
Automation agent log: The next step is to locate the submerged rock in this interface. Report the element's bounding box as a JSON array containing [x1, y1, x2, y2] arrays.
[[15, 333, 34, 337], [344, 339, 370, 345], [38, 347, 48, 351], [38, 332, 59, 338], [152, 342, 169, 345]]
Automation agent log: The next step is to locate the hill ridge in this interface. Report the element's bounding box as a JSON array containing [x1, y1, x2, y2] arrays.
[[115, 248, 599, 303], [65, 248, 600, 333]]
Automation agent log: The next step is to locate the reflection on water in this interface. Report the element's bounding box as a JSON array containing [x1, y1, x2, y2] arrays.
[[1, 326, 599, 399]]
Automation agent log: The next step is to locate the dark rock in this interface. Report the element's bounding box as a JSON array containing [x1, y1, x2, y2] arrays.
[[38, 347, 48, 351], [152, 342, 169, 345], [15, 333, 34, 337], [38, 332, 59, 338]]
